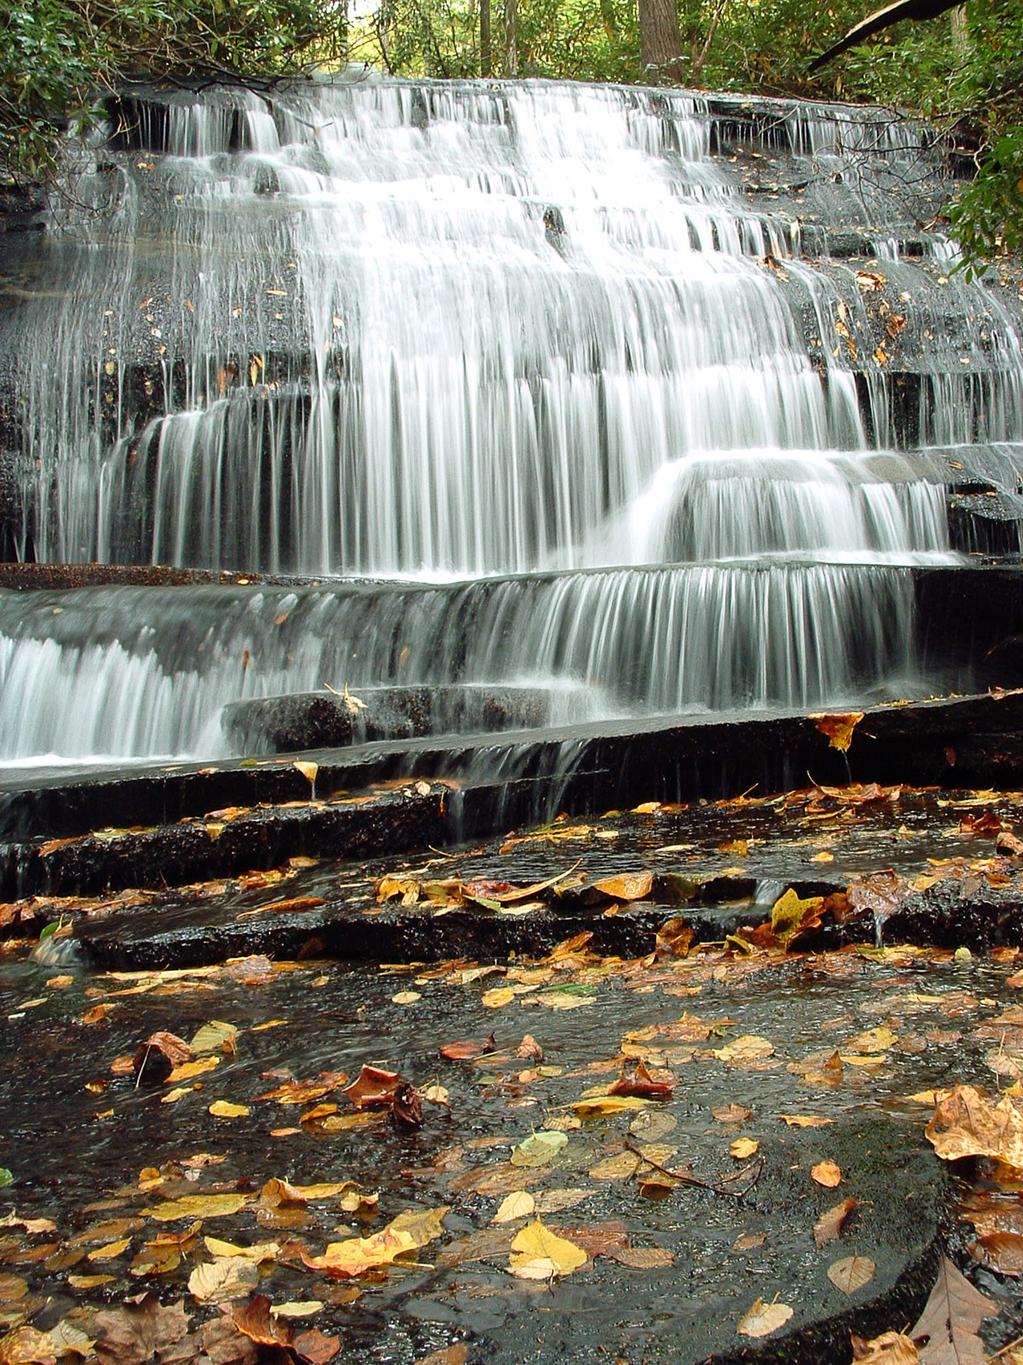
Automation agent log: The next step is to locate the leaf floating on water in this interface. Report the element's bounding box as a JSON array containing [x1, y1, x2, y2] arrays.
[[969, 1230, 1023, 1276], [909, 1255, 998, 1362], [925, 1084, 1023, 1167], [208, 1100, 250, 1119], [148, 1193, 249, 1221], [439, 1033, 496, 1061], [190, 1020, 238, 1055], [778, 1114, 834, 1128], [736, 1298, 794, 1338], [133, 1031, 190, 1085], [341, 1065, 400, 1110], [608, 1059, 674, 1100], [301, 1206, 448, 1279], [188, 1256, 259, 1304], [491, 1191, 535, 1224], [827, 1255, 875, 1293], [510, 1131, 568, 1167], [507, 1219, 588, 1279]]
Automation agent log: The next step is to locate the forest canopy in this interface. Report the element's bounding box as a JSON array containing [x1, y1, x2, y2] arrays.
[[0, 0, 1020, 261]]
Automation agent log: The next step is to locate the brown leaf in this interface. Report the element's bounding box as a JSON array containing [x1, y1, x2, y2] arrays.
[[415, 1347, 469, 1365], [814, 1196, 858, 1248], [607, 1245, 674, 1269], [850, 1330, 919, 1363], [132, 1032, 190, 1085], [231, 1295, 292, 1348], [846, 872, 908, 930], [827, 1255, 875, 1293], [517, 1034, 543, 1062], [608, 1060, 674, 1100], [439, 1034, 497, 1062], [925, 1085, 1023, 1167], [909, 1256, 998, 1363], [94, 1292, 192, 1364], [960, 809, 1002, 835], [997, 831, 1023, 858], [712, 1103, 752, 1123], [341, 1065, 400, 1110], [392, 1083, 424, 1129], [655, 918, 695, 960], [590, 871, 653, 902], [294, 1328, 341, 1364], [969, 1230, 1023, 1276]]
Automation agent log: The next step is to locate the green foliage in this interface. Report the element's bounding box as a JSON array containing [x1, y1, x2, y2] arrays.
[[0, 0, 345, 182], [1, 0, 1020, 264]]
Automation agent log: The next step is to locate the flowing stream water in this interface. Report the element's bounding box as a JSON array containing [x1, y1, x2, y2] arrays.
[[1, 77, 1022, 765]]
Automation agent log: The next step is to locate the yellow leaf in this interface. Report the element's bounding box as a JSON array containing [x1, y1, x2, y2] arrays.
[[208, 1100, 250, 1118], [272, 1301, 325, 1318], [713, 1034, 775, 1063], [190, 1021, 239, 1054], [203, 1236, 280, 1261], [572, 1095, 650, 1118], [588, 1150, 641, 1180], [730, 1138, 759, 1159], [770, 889, 824, 946], [294, 760, 318, 786], [148, 1194, 248, 1221], [737, 1298, 794, 1338], [391, 991, 421, 1005], [508, 1219, 588, 1279], [301, 1207, 448, 1279], [166, 1056, 220, 1083], [261, 1178, 354, 1203], [481, 987, 516, 1009], [843, 1026, 896, 1053], [491, 1191, 536, 1224], [810, 711, 864, 752], [778, 1114, 834, 1128], [87, 1238, 131, 1261]]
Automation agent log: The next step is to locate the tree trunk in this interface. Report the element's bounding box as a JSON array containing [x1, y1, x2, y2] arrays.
[[504, 0, 518, 76], [481, 0, 493, 76], [638, 0, 682, 80], [950, 4, 968, 55]]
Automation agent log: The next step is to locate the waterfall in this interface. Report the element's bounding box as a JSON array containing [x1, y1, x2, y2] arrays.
[[1, 76, 1021, 764]]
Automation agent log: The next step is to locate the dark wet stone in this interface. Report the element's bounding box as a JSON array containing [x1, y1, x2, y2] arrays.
[[222, 684, 551, 754]]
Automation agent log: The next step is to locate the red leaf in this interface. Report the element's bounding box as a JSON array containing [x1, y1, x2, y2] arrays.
[[439, 1033, 497, 1061]]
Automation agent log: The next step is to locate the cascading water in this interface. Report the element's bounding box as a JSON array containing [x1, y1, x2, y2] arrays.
[[1, 76, 1022, 766]]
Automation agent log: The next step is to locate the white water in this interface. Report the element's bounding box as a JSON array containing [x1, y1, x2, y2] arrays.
[[1, 77, 1021, 762]]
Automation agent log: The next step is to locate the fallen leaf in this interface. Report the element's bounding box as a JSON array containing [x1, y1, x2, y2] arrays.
[[850, 1330, 919, 1362], [655, 918, 695, 960], [828, 1255, 875, 1293], [190, 1020, 238, 1055], [148, 1194, 248, 1221], [208, 1100, 250, 1119], [608, 1245, 674, 1269], [969, 1230, 1023, 1276], [261, 1179, 354, 1205], [770, 889, 825, 947], [608, 1060, 674, 1100], [813, 1196, 858, 1248], [439, 1034, 496, 1061], [737, 1298, 794, 1338], [301, 1207, 448, 1279], [132, 1032, 190, 1084], [188, 1256, 259, 1303], [712, 1103, 752, 1123], [93, 1291, 191, 1362], [779, 1114, 834, 1128], [713, 1035, 775, 1064], [510, 1131, 568, 1167], [204, 1237, 280, 1262], [811, 1160, 842, 1188], [910, 1255, 997, 1362], [925, 1085, 1023, 1167], [730, 1138, 759, 1159], [341, 1065, 399, 1110], [590, 871, 653, 902], [507, 1219, 588, 1279], [491, 1192, 536, 1224]]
